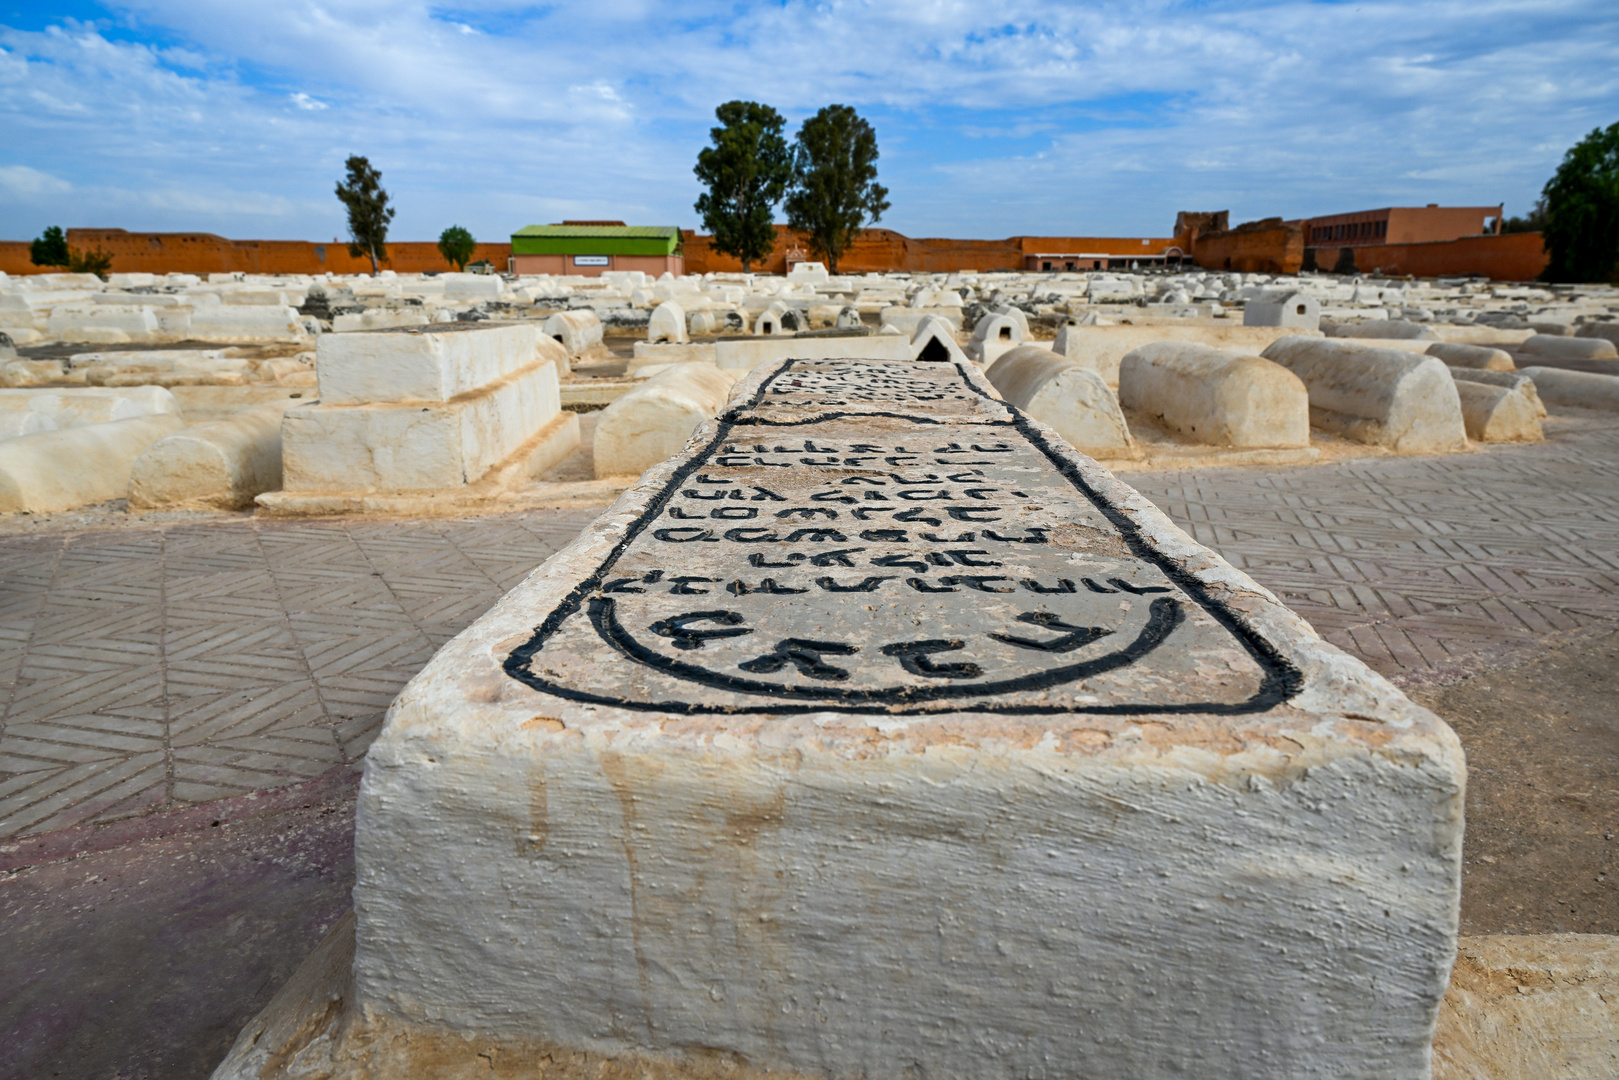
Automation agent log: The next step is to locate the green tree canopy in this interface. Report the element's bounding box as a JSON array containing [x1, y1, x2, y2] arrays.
[[1500, 198, 1546, 235], [694, 101, 794, 273], [1541, 122, 1619, 283], [335, 155, 395, 275], [30, 226, 69, 267], [66, 247, 113, 279], [438, 225, 477, 271], [784, 105, 890, 274]]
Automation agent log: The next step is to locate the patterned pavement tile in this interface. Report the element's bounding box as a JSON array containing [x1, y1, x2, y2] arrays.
[[3, 419, 1619, 838]]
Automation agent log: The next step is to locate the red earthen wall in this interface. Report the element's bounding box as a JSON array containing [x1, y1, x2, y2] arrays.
[[1311, 233, 1547, 282], [0, 230, 512, 277], [1192, 225, 1305, 275], [681, 226, 1180, 275]]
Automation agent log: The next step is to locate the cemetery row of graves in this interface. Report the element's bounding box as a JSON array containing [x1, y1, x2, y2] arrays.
[[3, 260, 1617, 1076], [0, 262, 1616, 519]]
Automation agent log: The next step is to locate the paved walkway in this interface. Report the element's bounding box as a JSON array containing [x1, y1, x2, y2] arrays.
[[4, 416, 1618, 840]]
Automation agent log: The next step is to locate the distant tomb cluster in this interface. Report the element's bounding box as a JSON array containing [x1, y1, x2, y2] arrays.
[[0, 261, 1615, 516]]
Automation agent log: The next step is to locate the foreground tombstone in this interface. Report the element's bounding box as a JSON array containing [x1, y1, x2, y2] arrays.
[[221, 358, 1463, 1080]]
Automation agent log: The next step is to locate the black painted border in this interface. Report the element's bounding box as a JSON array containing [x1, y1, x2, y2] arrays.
[[502, 360, 1304, 716]]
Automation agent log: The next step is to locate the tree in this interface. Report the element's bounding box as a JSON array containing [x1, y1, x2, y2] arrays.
[[335, 155, 395, 275], [783, 105, 890, 274], [693, 101, 794, 273], [1540, 122, 1619, 283], [1500, 198, 1547, 234], [66, 247, 113, 279], [438, 225, 477, 271], [30, 226, 69, 267]]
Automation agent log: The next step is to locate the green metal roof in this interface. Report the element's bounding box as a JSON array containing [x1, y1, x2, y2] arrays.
[[512, 225, 679, 239], [511, 225, 681, 257]]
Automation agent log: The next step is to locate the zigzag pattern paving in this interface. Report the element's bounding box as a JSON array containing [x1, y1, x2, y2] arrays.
[[3, 419, 1617, 840], [0, 511, 599, 838], [1125, 418, 1619, 682]]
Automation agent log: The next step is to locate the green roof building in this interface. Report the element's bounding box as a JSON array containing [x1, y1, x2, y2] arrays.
[[510, 223, 684, 277]]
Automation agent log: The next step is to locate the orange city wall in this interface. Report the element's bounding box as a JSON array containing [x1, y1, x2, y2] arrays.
[[0, 229, 512, 277], [681, 227, 1180, 275], [1311, 232, 1548, 282], [3, 225, 1181, 278]]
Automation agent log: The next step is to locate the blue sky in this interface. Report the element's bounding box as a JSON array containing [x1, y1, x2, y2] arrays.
[[2, 1, 1615, 243]]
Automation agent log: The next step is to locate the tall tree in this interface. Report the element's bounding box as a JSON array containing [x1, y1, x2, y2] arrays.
[[335, 155, 395, 275], [29, 226, 69, 267], [783, 105, 890, 274], [438, 225, 477, 271], [693, 101, 793, 272], [1540, 122, 1619, 283]]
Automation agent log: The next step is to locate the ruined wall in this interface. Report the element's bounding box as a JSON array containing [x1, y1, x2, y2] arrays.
[[0, 230, 512, 276], [681, 227, 1024, 275], [1191, 220, 1305, 275], [1310, 233, 1547, 282], [682, 226, 1178, 275]]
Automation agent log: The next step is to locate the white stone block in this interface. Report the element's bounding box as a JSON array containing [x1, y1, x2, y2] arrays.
[[1045, 324, 1320, 388], [1118, 342, 1309, 448], [0, 385, 181, 427], [1518, 366, 1619, 411], [244, 357, 1471, 1080], [592, 363, 739, 477], [186, 304, 307, 342], [910, 317, 970, 365], [713, 335, 911, 371], [45, 303, 160, 343], [1243, 289, 1321, 330], [282, 359, 560, 491], [316, 323, 554, 405], [331, 310, 430, 333], [1433, 934, 1619, 1080], [647, 301, 688, 344], [543, 310, 604, 357], [0, 409, 56, 439], [129, 401, 291, 509], [440, 273, 505, 301], [1453, 380, 1542, 443], [1450, 368, 1545, 417], [1325, 319, 1439, 341], [628, 342, 717, 372], [1574, 323, 1619, 348], [0, 414, 185, 512], [1427, 342, 1515, 371], [1518, 334, 1619, 361], [879, 307, 963, 336], [987, 345, 1134, 455], [1261, 336, 1468, 454]]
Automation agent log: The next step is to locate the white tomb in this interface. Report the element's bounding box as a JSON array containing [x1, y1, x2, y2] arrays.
[[218, 357, 1464, 1079]]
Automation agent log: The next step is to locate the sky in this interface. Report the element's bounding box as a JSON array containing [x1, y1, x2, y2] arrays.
[[2, 0, 1616, 243]]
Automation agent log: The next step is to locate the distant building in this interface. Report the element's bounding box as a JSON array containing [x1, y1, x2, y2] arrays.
[[1303, 205, 1503, 249], [509, 223, 683, 277]]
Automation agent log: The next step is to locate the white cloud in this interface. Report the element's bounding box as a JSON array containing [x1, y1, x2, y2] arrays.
[[0, 164, 72, 198], [0, 1, 1614, 240]]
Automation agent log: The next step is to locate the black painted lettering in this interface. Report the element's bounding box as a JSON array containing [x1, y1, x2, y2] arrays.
[[654, 527, 717, 542], [880, 639, 983, 679], [649, 610, 752, 650], [739, 638, 860, 682], [990, 612, 1115, 653], [816, 575, 892, 593]]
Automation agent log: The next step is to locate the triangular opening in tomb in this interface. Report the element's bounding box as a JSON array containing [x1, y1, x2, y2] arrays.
[[917, 337, 951, 363]]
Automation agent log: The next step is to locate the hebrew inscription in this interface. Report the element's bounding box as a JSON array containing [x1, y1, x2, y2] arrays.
[[505, 359, 1299, 715]]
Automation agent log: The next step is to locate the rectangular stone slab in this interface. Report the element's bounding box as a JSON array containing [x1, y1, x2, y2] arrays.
[[351, 358, 1463, 1080], [316, 322, 543, 405]]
